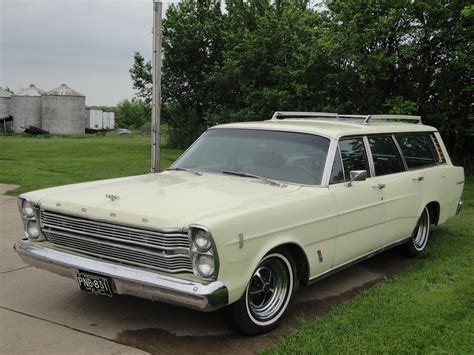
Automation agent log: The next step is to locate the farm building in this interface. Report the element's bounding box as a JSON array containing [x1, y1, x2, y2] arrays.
[[42, 84, 86, 134], [0, 87, 13, 132], [11, 84, 44, 132]]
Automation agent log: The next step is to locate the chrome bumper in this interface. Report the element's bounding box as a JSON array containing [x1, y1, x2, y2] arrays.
[[14, 239, 228, 312]]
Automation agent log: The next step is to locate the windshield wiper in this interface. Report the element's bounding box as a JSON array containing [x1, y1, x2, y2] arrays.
[[165, 167, 202, 176], [221, 170, 282, 186]]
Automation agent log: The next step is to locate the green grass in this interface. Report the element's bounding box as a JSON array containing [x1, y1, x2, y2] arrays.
[[0, 135, 183, 196], [267, 178, 474, 353]]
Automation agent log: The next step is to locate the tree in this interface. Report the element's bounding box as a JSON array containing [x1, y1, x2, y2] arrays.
[[129, 0, 473, 169], [130, 52, 152, 106], [115, 99, 149, 130], [161, 0, 225, 148]]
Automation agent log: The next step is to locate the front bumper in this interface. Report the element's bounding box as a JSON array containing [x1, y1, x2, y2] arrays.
[[14, 239, 228, 312]]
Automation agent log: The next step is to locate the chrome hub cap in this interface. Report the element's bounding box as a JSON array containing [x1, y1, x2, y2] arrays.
[[412, 209, 429, 251], [247, 256, 290, 322]]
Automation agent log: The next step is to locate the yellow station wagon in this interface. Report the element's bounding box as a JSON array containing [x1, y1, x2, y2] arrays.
[[15, 112, 464, 334]]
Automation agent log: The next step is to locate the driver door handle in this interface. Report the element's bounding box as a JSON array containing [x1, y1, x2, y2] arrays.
[[372, 183, 386, 190], [413, 176, 424, 181]]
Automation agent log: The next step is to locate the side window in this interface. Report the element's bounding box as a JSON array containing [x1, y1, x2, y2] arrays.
[[395, 133, 437, 169], [368, 135, 405, 176], [329, 148, 345, 184], [339, 137, 370, 181]]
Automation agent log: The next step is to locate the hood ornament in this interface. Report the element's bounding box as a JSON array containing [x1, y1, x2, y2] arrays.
[[105, 194, 120, 201]]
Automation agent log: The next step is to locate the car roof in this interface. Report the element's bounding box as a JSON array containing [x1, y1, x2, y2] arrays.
[[213, 119, 437, 140]]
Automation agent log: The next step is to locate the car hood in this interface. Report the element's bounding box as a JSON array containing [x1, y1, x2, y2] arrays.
[[30, 172, 301, 229]]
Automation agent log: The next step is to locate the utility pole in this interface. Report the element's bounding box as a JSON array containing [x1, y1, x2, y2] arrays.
[[151, 0, 162, 173]]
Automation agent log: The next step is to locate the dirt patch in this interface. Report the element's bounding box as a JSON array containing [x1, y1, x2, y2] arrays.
[[115, 249, 416, 355]]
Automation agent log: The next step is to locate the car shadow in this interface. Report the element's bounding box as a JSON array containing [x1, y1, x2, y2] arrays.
[[113, 244, 419, 354]]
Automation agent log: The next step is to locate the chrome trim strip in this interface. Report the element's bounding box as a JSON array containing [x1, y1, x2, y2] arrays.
[[362, 135, 375, 178], [42, 222, 189, 252], [14, 240, 228, 311], [44, 229, 189, 258], [321, 138, 338, 187], [41, 208, 184, 234], [308, 236, 411, 284], [392, 134, 409, 171]]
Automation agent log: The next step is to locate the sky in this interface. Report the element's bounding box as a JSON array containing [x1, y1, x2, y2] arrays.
[[1, 0, 178, 106]]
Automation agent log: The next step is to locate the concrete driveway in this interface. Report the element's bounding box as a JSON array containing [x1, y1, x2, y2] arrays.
[[0, 183, 415, 354]]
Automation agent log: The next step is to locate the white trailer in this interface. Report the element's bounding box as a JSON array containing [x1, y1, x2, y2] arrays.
[[86, 109, 103, 130], [102, 111, 115, 129]]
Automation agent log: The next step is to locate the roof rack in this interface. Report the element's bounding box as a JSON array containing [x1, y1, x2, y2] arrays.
[[271, 111, 422, 124]]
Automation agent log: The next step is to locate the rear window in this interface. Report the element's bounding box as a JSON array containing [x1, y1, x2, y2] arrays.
[[395, 133, 438, 169]]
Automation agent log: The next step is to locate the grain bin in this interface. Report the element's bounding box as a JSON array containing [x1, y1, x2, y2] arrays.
[[42, 84, 85, 134], [0, 87, 13, 119], [0, 87, 13, 132], [12, 84, 44, 132]]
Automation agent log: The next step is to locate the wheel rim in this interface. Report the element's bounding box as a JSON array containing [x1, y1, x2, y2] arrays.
[[246, 255, 291, 323], [412, 209, 430, 251]]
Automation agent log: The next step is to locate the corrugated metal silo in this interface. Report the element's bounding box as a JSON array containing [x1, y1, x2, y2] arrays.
[[12, 84, 44, 132], [0, 87, 13, 119], [0, 87, 13, 132], [42, 84, 86, 134]]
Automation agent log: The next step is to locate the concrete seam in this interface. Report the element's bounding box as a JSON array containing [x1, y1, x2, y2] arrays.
[[0, 306, 143, 352], [0, 266, 31, 275]]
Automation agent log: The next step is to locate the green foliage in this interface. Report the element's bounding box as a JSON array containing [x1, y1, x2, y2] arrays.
[[384, 96, 418, 115], [130, 52, 152, 106], [115, 99, 150, 130], [130, 0, 473, 169]]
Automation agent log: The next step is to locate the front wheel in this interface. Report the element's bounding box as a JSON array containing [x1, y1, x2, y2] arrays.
[[231, 251, 295, 335], [405, 207, 430, 256]]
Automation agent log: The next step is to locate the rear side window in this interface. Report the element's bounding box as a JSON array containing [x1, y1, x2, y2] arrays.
[[395, 133, 437, 169], [338, 137, 370, 181], [368, 136, 405, 176]]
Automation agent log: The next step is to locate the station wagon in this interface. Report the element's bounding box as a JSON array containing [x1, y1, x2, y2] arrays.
[[15, 112, 464, 334]]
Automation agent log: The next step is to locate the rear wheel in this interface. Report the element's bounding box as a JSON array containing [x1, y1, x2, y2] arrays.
[[231, 251, 295, 335], [405, 207, 430, 256]]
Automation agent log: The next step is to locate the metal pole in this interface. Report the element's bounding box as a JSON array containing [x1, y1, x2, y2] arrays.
[[151, 0, 163, 173]]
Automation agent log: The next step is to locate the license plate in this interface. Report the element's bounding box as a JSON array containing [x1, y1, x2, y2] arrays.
[[76, 272, 113, 297]]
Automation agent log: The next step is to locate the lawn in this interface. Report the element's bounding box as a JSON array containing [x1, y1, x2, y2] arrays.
[[0, 135, 183, 196], [1, 135, 472, 352]]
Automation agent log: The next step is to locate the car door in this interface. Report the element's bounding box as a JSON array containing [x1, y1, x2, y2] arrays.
[[366, 135, 419, 245], [328, 137, 385, 267]]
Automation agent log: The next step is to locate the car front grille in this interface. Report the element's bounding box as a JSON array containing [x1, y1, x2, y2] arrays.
[[40, 209, 193, 274]]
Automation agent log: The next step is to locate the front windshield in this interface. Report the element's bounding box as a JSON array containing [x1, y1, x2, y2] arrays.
[[171, 128, 330, 185]]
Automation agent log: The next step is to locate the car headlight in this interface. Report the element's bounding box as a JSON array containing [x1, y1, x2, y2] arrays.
[[22, 200, 35, 218], [192, 229, 211, 252], [27, 220, 41, 239], [189, 224, 218, 280], [17, 196, 44, 241], [195, 254, 215, 278]]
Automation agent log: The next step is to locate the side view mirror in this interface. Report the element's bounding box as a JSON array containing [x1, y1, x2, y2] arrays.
[[345, 170, 367, 187]]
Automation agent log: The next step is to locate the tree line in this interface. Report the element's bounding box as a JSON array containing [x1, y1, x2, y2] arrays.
[[129, 0, 473, 171]]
